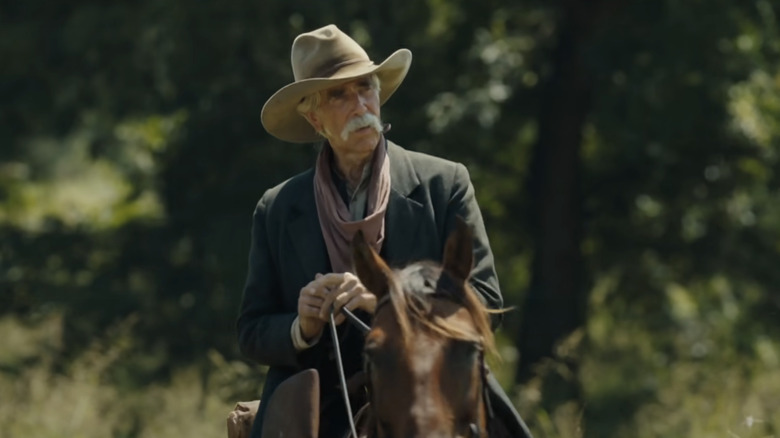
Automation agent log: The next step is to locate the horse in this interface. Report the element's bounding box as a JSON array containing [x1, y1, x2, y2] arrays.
[[350, 217, 499, 438]]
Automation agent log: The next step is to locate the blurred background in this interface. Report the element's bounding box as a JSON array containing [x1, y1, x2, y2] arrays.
[[2, 1, 779, 437]]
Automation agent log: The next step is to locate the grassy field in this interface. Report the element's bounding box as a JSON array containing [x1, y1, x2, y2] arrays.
[[1, 309, 777, 438]]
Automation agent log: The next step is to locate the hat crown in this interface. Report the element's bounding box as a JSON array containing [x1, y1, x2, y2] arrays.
[[292, 25, 372, 81]]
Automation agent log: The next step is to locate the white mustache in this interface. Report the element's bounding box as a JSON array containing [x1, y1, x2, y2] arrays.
[[340, 113, 383, 140]]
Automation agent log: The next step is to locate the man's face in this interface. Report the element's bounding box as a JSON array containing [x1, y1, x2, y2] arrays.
[[308, 76, 382, 155]]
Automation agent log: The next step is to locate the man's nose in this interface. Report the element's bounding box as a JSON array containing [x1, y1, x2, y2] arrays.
[[351, 92, 369, 114]]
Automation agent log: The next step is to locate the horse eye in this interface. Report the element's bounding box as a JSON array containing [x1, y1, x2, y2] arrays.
[[449, 340, 481, 360], [363, 342, 382, 364], [364, 337, 379, 351]]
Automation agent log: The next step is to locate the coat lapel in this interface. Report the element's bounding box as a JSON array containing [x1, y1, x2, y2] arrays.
[[382, 141, 425, 266]]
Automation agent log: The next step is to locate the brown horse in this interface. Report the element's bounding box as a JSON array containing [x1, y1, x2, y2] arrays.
[[351, 218, 498, 438]]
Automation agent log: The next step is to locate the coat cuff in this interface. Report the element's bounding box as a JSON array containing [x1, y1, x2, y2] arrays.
[[291, 315, 323, 351]]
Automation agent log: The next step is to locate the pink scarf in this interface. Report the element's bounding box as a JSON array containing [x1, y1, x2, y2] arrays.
[[313, 139, 391, 273]]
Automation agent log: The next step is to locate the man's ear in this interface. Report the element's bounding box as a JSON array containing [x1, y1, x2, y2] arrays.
[[303, 111, 323, 135]]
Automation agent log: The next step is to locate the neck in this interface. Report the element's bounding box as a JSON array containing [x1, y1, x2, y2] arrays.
[[331, 141, 379, 187]]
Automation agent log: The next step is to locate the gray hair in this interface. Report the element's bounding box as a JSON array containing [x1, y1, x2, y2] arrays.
[[296, 74, 381, 116]]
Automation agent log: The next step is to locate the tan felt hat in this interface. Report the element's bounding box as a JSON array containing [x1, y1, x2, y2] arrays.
[[261, 24, 412, 143]]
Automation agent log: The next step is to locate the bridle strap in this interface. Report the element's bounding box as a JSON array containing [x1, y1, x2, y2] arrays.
[[466, 351, 494, 438], [480, 350, 495, 435]]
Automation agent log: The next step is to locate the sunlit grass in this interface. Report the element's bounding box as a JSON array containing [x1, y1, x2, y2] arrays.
[[2, 294, 778, 438], [497, 273, 780, 438], [0, 314, 242, 438], [0, 361, 236, 438]]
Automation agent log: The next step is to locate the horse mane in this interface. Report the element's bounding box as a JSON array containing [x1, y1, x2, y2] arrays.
[[384, 261, 498, 357]]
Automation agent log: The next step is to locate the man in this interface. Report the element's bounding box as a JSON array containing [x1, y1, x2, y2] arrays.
[[237, 24, 532, 437]]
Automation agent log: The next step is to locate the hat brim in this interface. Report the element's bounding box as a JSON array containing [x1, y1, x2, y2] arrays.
[[261, 49, 412, 143]]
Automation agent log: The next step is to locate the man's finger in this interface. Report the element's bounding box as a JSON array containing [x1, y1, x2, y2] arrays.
[[334, 276, 358, 295], [332, 291, 354, 314], [304, 285, 325, 299], [317, 273, 345, 286], [301, 304, 321, 316], [343, 293, 376, 315], [333, 297, 363, 325], [300, 297, 324, 308], [342, 297, 365, 315], [319, 293, 337, 321], [344, 297, 362, 310]]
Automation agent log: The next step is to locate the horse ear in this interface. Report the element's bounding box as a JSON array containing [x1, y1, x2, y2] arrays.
[[352, 230, 391, 300], [442, 216, 474, 283]]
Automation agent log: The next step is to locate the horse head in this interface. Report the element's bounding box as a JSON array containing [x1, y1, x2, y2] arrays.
[[352, 218, 496, 438]]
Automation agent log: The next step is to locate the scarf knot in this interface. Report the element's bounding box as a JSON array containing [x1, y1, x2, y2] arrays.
[[313, 138, 391, 273]]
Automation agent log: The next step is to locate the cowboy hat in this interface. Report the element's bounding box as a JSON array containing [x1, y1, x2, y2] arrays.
[[261, 24, 412, 143]]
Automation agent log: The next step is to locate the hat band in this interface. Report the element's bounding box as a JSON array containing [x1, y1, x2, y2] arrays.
[[312, 58, 369, 79]]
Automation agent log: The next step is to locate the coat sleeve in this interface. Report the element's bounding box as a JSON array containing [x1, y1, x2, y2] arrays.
[[445, 163, 504, 329], [236, 194, 300, 368]]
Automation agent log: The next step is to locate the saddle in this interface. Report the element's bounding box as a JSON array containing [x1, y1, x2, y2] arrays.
[[226, 368, 320, 438]]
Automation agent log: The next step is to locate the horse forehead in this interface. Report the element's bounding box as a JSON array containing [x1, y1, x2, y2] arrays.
[[410, 334, 444, 374], [397, 263, 440, 294], [432, 299, 480, 333], [407, 305, 476, 363]]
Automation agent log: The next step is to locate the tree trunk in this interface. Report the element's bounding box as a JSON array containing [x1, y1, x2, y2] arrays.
[[516, 1, 594, 406]]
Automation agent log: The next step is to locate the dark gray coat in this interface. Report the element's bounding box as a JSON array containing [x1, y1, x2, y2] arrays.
[[237, 141, 528, 437]]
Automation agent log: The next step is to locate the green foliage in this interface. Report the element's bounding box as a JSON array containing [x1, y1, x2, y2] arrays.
[[579, 272, 780, 437], [1, 0, 779, 436]]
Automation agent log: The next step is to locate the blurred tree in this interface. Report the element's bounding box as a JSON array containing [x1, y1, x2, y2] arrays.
[[517, 0, 600, 407]]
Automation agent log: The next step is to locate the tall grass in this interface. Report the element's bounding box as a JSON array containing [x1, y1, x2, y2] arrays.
[[505, 276, 780, 438], [0, 314, 252, 438], [1, 297, 778, 438]]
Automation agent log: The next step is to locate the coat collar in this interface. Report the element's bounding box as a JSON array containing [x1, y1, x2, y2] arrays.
[[385, 140, 420, 198], [288, 140, 424, 280]]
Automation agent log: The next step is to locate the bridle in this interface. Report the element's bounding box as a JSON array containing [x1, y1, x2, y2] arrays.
[[330, 293, 494, 438]]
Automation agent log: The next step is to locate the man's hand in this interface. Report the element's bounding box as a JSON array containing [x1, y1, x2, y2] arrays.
[[297, 273, 344, 340], [317, 272, 377, 325]]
